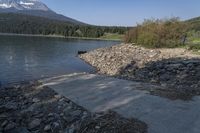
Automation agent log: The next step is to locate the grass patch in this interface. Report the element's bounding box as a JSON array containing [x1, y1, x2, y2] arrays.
[[100, 33, 124, 40], [192, 38, 200, 43], [187, 37, 200, 52]]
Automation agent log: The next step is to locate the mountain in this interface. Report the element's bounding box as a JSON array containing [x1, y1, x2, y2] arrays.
[[0, 0, 129, 38], [187, 16, 200, 23], [0, 0, 49, 11], [0, 0, 85, 25]]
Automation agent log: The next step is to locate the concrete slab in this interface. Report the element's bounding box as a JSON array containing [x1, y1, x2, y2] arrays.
[[40, 73, 200, 133]]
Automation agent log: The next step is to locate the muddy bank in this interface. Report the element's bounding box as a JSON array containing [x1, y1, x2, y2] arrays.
[[80, 43, 200, 100], [0, 82, 147, 133]]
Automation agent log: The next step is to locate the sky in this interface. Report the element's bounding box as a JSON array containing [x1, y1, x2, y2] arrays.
[[41, 0, 200, 26]]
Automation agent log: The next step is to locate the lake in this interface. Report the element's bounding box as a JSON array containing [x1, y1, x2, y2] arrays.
[[0, 35, 119, 85]]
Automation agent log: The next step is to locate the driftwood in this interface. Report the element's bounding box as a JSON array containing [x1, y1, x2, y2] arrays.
[[78, 51, 87, 55]]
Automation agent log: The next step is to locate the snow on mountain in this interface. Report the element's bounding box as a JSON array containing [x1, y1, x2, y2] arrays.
[[0, 0, 86, 25], [0, 0, 49, 11], [0, 3, 12, 8]]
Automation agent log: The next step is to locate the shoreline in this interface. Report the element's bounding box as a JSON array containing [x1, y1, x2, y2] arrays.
[[0, 33, 122, 41]]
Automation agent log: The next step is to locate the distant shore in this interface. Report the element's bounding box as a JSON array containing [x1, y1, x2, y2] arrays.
[[0, 33, 122, 41]]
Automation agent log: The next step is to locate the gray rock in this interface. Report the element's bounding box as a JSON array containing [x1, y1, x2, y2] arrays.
[[0, 114, 7, 118], [54, 94, 62, 99], [14, 85, 21, 89], [0, 102, 18, 112], [1, 120, 8, 127], [48, 113, 54, 117], [35, 113, 44, 118], [95, 125, 100, 129], [52, 122, 59, 129], [70, 110, 82, 117], [44, 125, 51, 131], [64, 107, 73, 116], [4, 122, 16, 131], [149, 52, 158, 58], [28, 119, 41, 129], [5, 97, 10, 100], [65, 127, 75, 133], [32, 98, 40, 103], [83, 111, 88, 115], [12, 127, 30, 133], [59, 98, 65, 102], [63, 116, 76, 123], [58, 105, 62, 109]]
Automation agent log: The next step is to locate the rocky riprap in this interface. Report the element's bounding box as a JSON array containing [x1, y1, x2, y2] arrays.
[[0, 82, 147, 133], [80, 43, 200, 100]]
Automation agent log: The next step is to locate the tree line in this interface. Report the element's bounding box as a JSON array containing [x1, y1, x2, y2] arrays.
[[0, 13, 129, 38]]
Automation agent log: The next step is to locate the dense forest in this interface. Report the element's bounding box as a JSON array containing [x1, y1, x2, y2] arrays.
[[0, 13, 129, 38]]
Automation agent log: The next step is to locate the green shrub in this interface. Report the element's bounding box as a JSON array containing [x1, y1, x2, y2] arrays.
[[125, 18, 188, 48], [188, 43, 200, 51]]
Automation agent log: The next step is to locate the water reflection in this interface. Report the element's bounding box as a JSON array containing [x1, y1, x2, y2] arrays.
[[0, 35, 119, 85]]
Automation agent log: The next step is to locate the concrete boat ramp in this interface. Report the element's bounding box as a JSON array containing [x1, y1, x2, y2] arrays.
[[40, 73, 200, 133]]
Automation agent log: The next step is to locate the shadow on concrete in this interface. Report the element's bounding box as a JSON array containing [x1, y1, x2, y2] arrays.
[[41, 73, 163, 112], [41, 72, 200, 133]]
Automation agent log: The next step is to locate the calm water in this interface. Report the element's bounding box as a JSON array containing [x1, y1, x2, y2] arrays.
[[0, 35, 119, 85]]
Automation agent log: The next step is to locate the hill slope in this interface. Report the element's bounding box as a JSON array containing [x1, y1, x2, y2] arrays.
[[186, 16, 200, 31], [0, 13, 128, 38], [0, 0, 85, 25]]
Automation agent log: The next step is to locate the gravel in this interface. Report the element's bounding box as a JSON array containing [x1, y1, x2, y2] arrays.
[[80, 43, 200, 100], [0, 81, 147, 133]]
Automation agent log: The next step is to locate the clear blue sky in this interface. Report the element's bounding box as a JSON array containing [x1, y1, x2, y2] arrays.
[[41, 0, 200, 26]]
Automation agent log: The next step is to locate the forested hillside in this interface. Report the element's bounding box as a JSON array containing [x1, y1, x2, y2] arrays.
[[0, 13, 129, 38], [187, 16, 200, 31]]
